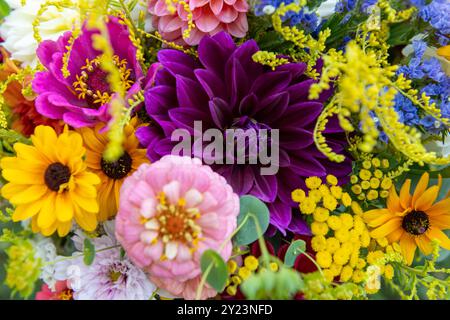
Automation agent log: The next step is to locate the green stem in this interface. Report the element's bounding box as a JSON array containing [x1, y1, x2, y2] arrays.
[[194, 213, 251, 300], [195, 263, 213, 300], [43, 244, 121, 267], [149, 288, 159, 300]]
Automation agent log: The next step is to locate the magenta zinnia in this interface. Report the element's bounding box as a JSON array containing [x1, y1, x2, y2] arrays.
[[32, 16, 144, 128]]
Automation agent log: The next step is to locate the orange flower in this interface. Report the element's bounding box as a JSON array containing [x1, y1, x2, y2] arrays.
[[0, 49, 64, 136], [363, 172, 450, 265], [437, 45, 450, 61]]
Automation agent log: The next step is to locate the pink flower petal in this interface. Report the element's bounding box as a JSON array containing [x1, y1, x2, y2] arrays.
[[217, 4, 238, 23], [195, 7, 221, 32], [209, 0, 224, 15]]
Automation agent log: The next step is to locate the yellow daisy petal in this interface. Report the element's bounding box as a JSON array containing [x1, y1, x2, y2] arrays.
[[37, 193, 57, 229], [399, 179, 411, 210], [400, 233, 417, 265], [387, 186, 403, 213], [74, 209, 97, 232], [387, 228, 404, 243], [430, 214, 450, 229], [55, 193, 74, 222], [370, 217, 402, 239], [72, 191, 99, 214], [415, 185, 440, 211], [9, 185, 48, 205], [57, 221, 73, 237], [425, 197, 450, 216], [412, 172, 429, 206], [12, 200, 44, 222], [427, 227, 450, 250], [415, 236, 433, 255], [1, 183, 28, 199]]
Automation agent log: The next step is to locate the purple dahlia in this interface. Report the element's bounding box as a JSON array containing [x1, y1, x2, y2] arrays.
[[32, 16, 143, 128], [136, 32, 351, 233]]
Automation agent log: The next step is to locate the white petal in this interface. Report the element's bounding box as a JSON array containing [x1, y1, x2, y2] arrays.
[[163, 181, 181, 204], [165, 241, 178, 260], [144, 219, 160, 231], [140, 231, 158, 244], [140, 198, 157, 218], [185, 189, 203, 208]]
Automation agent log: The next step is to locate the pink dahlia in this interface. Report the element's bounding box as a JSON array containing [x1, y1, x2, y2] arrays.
[[115, 155, 240, 299], [148, 0, 249, 46]]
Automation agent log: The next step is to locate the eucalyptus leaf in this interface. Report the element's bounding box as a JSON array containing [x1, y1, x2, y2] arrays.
[[284, 239, 307, 267], [200, 249, 228, 292], [233, 195, 270, 246], [83, 238, 95, 266]]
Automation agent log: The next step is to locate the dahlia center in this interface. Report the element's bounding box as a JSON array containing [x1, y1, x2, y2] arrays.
[[154, 194, 201, 246], [227, 116, 272, 159], [44, 162, 71, 191], [101, 152, 132, 180], [402, 211, 430, 235], [73, 55, 134, 108]]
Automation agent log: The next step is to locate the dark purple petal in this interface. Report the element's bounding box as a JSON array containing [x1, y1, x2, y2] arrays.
[[287, 79, 315, 104], [280, 127, 313, 150], [194, 69, 226, 100], [273, 101, 323, 127], [248, 167, 277, 202], [268, 201, 292, 235], [157, 49, 197, 79], [175, 75, 209, 109], [209, 97, 232, 129], [251, 71, 292, 99], [287, 216, 311, 235]]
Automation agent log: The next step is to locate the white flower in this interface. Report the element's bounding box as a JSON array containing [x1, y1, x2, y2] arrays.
[[316, 0, 338, 18], [54, 221, 157, 300], [34, 236, 58, 290], [0, 0, 80, 67]]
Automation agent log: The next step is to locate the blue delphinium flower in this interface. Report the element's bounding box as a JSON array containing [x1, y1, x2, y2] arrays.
[[394, 94, 420, 126], [253, 0, 319, 32], [395, 39, 449, 134], [335, 0, 377, 13]]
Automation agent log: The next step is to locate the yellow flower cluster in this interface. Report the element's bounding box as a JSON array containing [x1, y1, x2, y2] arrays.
[[252, 51, 289, 70], [293, 175, 370, 284], [5, 241, 42, 298], [350, 157, 392, 201], [310, 39, 450, 166], [292, 175, 403, 294], [224, 256, 278, 296], [272, 1, 330, 77]]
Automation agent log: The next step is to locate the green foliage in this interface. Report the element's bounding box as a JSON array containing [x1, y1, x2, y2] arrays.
[[0, 0, 10, 19], [83, 238, 96, 266], [302, 271, 365, 300], [233, 195, 270, 246], [284, 239, 307, 267], [241, 267, 304, 300], [200, 249, 228, 292]]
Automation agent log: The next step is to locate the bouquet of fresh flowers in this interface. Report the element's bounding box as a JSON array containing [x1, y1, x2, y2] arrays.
[[0, 0, 448, 301]]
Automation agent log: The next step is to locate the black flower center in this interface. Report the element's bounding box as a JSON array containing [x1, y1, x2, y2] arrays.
[[101, 152, 132, 180], [402, 211, 430, 235], [44, 162, 71, 191]]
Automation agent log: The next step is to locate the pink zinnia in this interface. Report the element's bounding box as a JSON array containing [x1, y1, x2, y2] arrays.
[[115, 156, 240, 299], [35, 281, 73, 300], [148, 0, 249, 45]]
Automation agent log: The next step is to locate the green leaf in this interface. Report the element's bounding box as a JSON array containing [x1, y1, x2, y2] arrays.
[[284, 239, 307, 267], [200, 249, 228, 292], [233, 195, 270, 246], [0, 0, 10, 19], [83, 238, 95, 266]]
